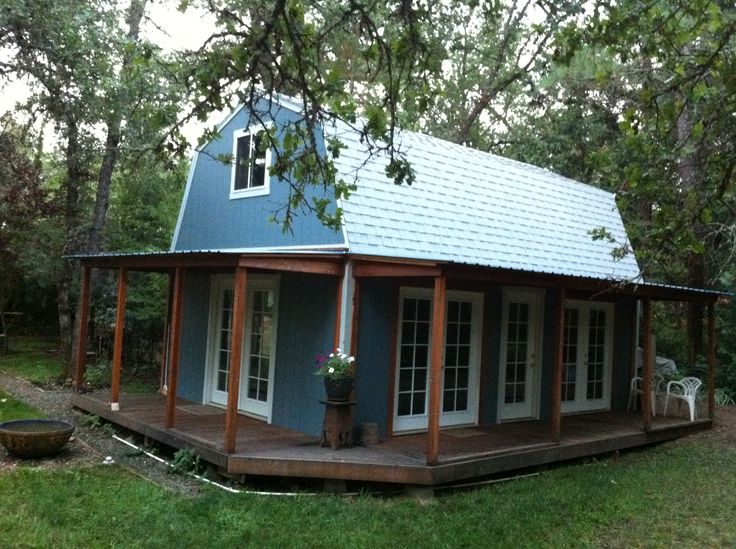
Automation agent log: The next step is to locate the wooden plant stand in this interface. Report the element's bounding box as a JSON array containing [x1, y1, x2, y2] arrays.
[[320, 400, 356, 450]]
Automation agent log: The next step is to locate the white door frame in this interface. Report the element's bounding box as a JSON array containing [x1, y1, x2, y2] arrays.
[[204, 273, 279, 422], [392, 287, 484, 433], [561, 300, 614, 414], [497, 287, 545, 422]]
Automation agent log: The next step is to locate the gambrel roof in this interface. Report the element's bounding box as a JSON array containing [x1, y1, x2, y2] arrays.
[[332, 122, 641, 281]]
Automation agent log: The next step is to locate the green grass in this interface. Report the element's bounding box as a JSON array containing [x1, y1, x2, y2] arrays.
[[1, 336, 159, 393], [0, 438, 734, 547], [0, 336, 62, 384], [0, 389, 45, 422]]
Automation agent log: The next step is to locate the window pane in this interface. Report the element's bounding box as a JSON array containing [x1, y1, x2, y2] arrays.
[[398, 393, 412, 416], [412, 392, 426, 415], [234, 135, 252, 190]]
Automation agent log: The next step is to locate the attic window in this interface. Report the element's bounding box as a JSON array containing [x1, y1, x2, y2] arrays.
[[230, 127, 271, 198]]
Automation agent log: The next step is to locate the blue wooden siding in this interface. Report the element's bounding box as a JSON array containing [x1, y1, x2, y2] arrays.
[[612, 298, 637, 410], [174, 271, 638, 436], [271, 273, 338, 435], [353, 280, 396, 437], [177, 272, 211, 402], [172, 103, 345, 251], [480, 288, 502, 425]]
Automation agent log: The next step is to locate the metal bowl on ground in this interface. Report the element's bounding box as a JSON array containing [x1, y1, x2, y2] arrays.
[[0, 419, 75, 458]]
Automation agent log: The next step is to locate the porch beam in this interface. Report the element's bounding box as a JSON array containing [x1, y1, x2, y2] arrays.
[[237, 256, 343, 276], [707, 301, 716, 419], [110, 268, 128, 409], [550, 288, 565, 443], [73, 265, 91, 392], [641, 298, 653, 431], [353, 262, 441, 278], [427, 274, 447, 465], [224, 266, 248, 453], [164, 268, 185, 428]]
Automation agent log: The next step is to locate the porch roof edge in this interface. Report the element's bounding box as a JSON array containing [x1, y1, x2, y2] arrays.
[[67, 249, 348, 271]]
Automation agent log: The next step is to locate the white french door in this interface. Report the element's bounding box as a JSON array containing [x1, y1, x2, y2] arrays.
[[497, 289, 544, 421], [206, 275, 279, 421], [561, 300, 613, 413], [393, 288, 483, 433]]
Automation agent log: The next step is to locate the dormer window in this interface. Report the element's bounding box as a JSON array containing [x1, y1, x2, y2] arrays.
[[231, 127, 271, 198]]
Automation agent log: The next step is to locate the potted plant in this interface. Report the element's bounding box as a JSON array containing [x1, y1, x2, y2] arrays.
[[315, 348, 355, 401]]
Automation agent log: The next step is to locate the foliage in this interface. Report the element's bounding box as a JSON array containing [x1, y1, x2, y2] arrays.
[[715, 388, 735, 407], [1, 437, 736, 546], [83, 360, 112, 389], [0, 389, 44, 421], [314, 348, 355, 380], [169, 448, 203, 476]]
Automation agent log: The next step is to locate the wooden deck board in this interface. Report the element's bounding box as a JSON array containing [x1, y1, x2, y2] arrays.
[[72, 392, 711, 486]]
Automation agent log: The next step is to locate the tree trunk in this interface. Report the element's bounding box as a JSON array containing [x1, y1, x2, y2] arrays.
[[67, 0, 147, 381], [58, 116, 84, 375], [676, 89, 705, 366]]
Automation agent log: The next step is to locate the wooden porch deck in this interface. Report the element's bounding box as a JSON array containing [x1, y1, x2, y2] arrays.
[[72, 392, 711, 486]]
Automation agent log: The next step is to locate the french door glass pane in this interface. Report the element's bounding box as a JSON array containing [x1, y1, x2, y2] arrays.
[[397, 297, 431, 417], [443, 300, 472, 413], [246, 289, 274, 402], [562, 308, 579, 402], [504, 302, 529, 404], [586, 309, 606, 400], [216, 289, 234, 392]]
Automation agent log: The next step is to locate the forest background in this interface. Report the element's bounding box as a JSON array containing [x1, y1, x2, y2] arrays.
[[1, 0, 735, 397]]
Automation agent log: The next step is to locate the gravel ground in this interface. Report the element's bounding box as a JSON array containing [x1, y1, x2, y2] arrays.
[[0, 370, 205, 496]]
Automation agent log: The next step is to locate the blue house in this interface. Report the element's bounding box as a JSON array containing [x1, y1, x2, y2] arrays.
[[72, 94, 721, 485]]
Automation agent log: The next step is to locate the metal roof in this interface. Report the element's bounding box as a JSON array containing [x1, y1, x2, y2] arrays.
[[332, 122, 642, 282]]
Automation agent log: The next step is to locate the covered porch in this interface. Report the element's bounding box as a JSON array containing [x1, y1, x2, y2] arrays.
[[70, 252, 722, 484], [72, 390, 710, 486]]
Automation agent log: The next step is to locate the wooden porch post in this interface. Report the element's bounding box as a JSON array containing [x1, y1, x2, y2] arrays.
[[550, 288, 565, 443], [427, 274, 446, 465], [164, 267, 185, 428], [707, 300, 717, 420], [74, 265, 91, 392], [333, 276, 343, 350], [224, 266, 248, 453], [641, 298, 653, 431], [110, 268, 128, 409]]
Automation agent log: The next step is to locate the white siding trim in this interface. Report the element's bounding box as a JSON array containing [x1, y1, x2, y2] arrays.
[[170, 150, 199, 251]]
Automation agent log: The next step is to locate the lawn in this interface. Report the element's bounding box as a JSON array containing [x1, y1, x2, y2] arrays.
[[0, 336, 62, 385], [2, 337, 735, 546], [0, 335, 158, 393], [0, 389, 44, 422], [0, 437, 734, 547]]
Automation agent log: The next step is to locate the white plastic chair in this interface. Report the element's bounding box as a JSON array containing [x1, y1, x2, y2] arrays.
[[663, 376, 702, 422], [628, 373, 664, 416]]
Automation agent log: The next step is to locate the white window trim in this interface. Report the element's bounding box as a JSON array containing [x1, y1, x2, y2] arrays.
[[392, 287, 483, 434], [561, 299, 614, 415], [229, 125, 272, 199], [203, 273, 280, 423], [496, 287, 545, 422]]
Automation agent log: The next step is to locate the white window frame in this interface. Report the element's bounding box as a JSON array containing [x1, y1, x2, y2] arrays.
[[497, 287, 545, 422], [561, 300, 614, 414], [229, 125, 272, 199], [392, 287, 483, 433], [204, 273, 280, 423]]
